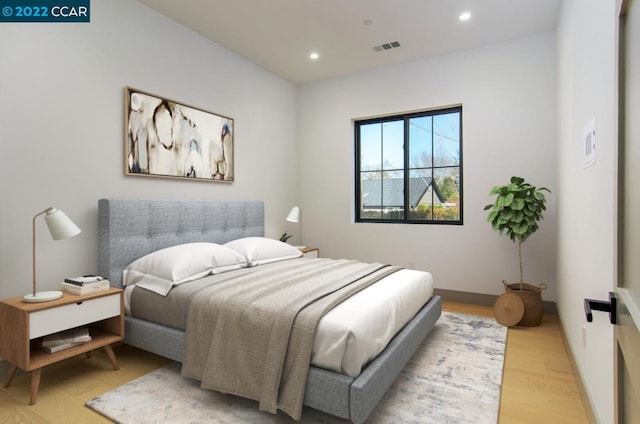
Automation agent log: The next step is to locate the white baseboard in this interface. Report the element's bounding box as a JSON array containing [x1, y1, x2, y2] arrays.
[[556, 312, 598, 424]]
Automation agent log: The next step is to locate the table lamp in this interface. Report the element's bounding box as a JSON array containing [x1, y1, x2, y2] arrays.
[[23, 207, 81, 303], [286, 206, 305, 249]]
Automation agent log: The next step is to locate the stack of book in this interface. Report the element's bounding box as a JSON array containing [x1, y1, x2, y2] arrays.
[[61, 275, 110, 295], [39, 327, 92, 353]]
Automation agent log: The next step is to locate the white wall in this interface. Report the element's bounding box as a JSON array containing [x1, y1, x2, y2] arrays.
[[297, 33, 558, 300], [0, 0, 298, 299], [556, 0, 621, 421]]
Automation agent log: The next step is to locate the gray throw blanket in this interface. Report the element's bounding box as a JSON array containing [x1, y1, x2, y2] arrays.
[[181, 258, 401, 420]]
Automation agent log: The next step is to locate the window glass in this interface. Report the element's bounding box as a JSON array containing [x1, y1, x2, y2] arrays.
[[356, 106, 462, 224]]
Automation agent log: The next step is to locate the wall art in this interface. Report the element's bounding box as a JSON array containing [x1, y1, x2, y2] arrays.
[[125, 87, 234, 182]]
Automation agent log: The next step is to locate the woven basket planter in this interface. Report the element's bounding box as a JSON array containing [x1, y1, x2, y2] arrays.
[[502, 281, 548, 326]]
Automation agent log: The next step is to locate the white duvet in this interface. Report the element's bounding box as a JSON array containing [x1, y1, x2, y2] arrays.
[[125, 267, 433, 379], [312, 268, 434, 378]]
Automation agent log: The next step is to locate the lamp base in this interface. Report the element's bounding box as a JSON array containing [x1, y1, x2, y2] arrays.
[[23, 290, 63, 303]]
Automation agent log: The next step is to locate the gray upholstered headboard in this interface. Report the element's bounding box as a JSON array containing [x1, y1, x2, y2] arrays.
[[98, 199, 265, 288]]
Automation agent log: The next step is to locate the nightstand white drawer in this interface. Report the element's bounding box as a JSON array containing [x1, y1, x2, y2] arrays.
[[29, 294, 120, 339]]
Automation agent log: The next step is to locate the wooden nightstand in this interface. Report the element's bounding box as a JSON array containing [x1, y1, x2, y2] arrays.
[[300, 247, 319, 258], [0, 287, 124, 405]]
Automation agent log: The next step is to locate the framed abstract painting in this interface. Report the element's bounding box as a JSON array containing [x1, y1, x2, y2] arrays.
[[124, 87, 234, 182]]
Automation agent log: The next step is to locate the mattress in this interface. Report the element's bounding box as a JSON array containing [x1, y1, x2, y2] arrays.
[[125, 258, 434, 378]]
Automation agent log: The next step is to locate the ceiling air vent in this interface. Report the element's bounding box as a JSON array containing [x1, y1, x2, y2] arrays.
[[373, 41, 401, 52]]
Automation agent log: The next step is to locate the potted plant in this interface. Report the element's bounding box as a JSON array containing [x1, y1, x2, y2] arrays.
[[484, 176, 550, 326]]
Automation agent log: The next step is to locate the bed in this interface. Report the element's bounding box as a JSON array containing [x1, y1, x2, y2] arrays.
[[98, 198, 441, 423]]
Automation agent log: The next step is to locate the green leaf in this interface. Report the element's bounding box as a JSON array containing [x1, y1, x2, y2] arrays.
[[502, 209, 514, 220], [489, 186, 502, 196], [511, 211, 524, 223], [511, 198, 525, 210], [512, 223, 528, 235], [502, 193, 514, 206]]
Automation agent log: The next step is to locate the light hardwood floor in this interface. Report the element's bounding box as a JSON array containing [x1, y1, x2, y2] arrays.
[[443, 301, 591, 423], [0, 301, 590, 423]]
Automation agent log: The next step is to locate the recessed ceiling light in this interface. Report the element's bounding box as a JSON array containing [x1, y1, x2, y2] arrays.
[[309, 52, 319, 60], [459, 11, 471, 21], [363, 19, 373, 26]]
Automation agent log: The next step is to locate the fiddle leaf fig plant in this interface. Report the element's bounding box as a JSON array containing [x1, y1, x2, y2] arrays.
[[484, 176, 550, 287]]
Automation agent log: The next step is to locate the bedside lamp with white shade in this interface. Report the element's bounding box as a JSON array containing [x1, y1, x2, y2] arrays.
[[286, 206, 300, 223], [286, 206, 305, 249], [24, 207, 81, 303]]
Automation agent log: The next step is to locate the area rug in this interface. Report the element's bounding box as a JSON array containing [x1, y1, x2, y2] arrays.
[[86, 311, 507, 423]]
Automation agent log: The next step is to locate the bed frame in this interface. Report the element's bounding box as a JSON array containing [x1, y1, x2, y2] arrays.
[[98, 198, 441, 423]]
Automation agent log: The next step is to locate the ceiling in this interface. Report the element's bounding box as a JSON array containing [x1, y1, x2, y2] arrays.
[[137, 0, 561, 85]]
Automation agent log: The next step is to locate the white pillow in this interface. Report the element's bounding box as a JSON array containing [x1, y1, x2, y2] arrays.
[[123, 242, 248, 296], [224, 237, 303, 266]]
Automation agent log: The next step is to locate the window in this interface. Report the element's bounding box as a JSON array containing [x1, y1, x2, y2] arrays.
[[355, 106, 462, 224]]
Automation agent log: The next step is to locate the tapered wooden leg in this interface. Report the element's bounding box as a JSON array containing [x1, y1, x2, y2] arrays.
[[4, 364, 17, 388], [29, 368, 41, 405], [104, 345, 119, 370]]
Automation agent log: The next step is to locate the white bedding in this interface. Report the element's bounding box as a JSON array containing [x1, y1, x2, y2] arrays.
[[312, 268, 433, 377], [124, 267, 433, 378]]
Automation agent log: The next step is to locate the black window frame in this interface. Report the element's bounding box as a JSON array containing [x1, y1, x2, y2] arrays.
[[354, 106, 463, 225]]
